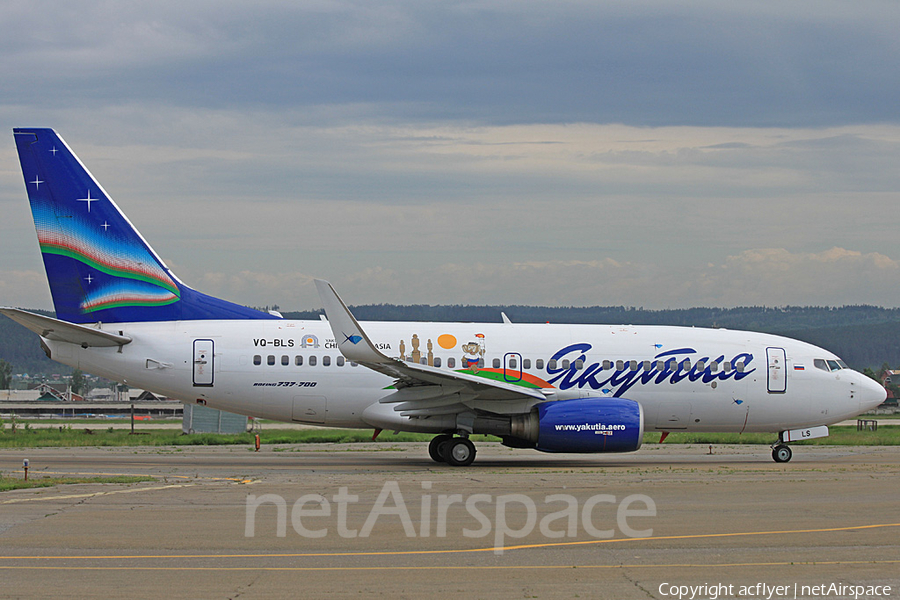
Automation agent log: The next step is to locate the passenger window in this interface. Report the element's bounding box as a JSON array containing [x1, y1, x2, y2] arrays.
[[548, 359, 557, 369], [509, 358, 517, 369], [336, 356, 345, 366], [267, 355, 275, 366], [629, 360, 638, 371], [696, 360, 705, 371], [309, 356, 317, 367], [253, 355, 261, 366], [723, 361, 731, 371], [603, 360, 612, 370], [523, 359, 531, 369], [643, 361, 652, 371], [448, 357, 456, 368], [574, 360, 584, 370], [536, 359, 544, 370], [562, 359, 570, 369], [493, 358, 501, 368], [323, 356, 331, 367], [477, 358, 484, 369], [434, 357, 442, 368], [667, 359, 676, 370], [736, 362, 744, 373], [616, 360, 624, 371], [281, 355, 289, 366], [295, 355, 303, 366], [709, 361, 718, 372]]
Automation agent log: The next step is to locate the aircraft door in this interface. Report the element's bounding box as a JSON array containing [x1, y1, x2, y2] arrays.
[[766, 347, 787, 393], [503, 352, 523, 382], [193, 339, 214, 387]]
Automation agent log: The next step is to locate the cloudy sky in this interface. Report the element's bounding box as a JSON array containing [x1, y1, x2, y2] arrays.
[[2, 1, 900, 311]]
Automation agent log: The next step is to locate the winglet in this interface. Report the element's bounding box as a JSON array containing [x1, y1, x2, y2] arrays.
[[314, 280, 390, 364]]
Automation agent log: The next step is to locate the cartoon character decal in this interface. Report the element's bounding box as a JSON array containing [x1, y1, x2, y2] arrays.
[[462, 339, 485, 373]]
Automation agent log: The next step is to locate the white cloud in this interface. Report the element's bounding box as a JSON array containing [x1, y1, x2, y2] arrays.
[[3, 3, 900, 311], [179, 247, 900, 311]]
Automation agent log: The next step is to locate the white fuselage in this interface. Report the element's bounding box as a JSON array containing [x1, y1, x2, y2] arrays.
[[48, 319, 885, 435]]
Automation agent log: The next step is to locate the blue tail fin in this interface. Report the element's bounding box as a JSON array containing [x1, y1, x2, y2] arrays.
[[13, 128, 278, 324]]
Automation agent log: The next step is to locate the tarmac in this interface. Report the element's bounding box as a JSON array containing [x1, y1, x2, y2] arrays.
[[0, 442, 898, 599]]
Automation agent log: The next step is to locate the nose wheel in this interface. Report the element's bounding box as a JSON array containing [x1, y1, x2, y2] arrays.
[[428, 434, 477, 466], [772, 444, 792, 463]]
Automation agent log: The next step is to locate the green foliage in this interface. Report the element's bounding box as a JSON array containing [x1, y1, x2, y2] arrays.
[[0, 425, 898, 448], [284, 304, 900, 370], [655, 426, 900, 446], [0, 359, 12, 388], [0, 311, 60, 376], [5, 304, 900, 375], [0, 474, 153, 492], [70, 368, 85, 395]]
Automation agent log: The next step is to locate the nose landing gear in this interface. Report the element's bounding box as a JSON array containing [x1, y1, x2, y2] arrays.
[[771, 444, 793, 463], [771, 431, 793, 462], [428, 434, 477, 467]]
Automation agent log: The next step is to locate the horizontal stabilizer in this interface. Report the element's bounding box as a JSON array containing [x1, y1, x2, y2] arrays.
[[0, 308, 132, 347]]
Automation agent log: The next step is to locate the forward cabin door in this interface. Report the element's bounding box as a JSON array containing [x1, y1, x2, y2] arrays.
[[766, 347, 787, 393], [193, 339, 215, 387]]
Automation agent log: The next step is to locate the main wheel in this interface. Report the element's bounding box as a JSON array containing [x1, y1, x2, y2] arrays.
[[428, 434, 453, 463], [772, 444, 792, 463], [443, 437, 477, 467]]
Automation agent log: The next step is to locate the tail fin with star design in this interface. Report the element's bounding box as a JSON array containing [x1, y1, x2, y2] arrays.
[[13, 128, 278, 324]]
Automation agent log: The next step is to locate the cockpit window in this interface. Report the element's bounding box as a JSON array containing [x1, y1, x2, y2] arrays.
[[814, 358, 848, 372]]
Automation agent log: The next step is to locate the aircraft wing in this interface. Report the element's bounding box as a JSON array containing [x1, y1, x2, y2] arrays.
[[0, 308, 132, 348], [315, 280, 544, 417]]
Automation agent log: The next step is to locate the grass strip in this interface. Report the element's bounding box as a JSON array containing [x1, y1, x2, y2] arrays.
[[0, 474, 154, 492], [0, 425, 898, 448]]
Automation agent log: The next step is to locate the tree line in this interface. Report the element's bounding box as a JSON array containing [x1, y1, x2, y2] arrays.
[[3, 304, 900, 378]]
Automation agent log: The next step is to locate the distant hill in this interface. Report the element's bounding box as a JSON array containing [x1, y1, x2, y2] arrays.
[[3, 304, 900, 374], [0, 309, 61, 376], [281, 304, 900, 370]]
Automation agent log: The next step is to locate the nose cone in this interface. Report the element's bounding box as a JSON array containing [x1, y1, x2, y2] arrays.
[[858, 374, 887, 413]]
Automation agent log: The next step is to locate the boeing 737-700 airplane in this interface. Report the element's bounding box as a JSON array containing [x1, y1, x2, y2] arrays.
[[2, 128, 886, 466]]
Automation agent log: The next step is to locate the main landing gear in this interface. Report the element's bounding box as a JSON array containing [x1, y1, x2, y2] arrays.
[[428, 434, 477, 467], [771, 433, 793, 463]]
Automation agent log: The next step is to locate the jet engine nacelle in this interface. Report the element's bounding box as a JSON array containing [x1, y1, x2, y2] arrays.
[[507, 398, 644, 453]]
